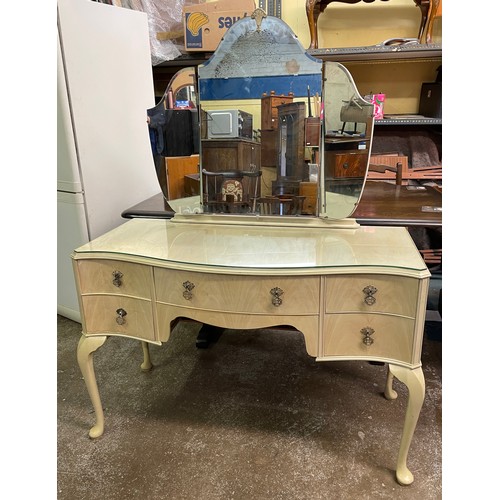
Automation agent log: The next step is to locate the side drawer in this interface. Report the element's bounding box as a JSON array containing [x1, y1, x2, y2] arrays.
[[323, 313, 415, 364], [81, 295, 155, 341], [77, 260, 152, 298], [154, 269, 320, 315], [325, 275, 419, 317]]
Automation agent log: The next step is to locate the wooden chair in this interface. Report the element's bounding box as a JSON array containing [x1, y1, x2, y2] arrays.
[[423, 0, 442, 44], [258, 195, 306, 215], [306, 0, 441, 50], [201, 169, 262, 213]]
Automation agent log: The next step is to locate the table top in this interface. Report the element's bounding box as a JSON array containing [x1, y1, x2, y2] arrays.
[[122, 181, 442, 228], [353, 182, 442, 227], [74, 217, 429, 275]]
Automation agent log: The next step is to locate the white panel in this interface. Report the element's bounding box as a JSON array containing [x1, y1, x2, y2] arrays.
[[57, 191, 89, 323], [57, 0, 161, 240], [57, 37, 81, 193]]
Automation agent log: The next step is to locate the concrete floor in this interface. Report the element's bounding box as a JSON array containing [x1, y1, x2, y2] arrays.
[[57, 315, 441, 499]]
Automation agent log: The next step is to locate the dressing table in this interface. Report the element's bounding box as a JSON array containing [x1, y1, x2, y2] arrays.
[[72, 11, 430, 486]]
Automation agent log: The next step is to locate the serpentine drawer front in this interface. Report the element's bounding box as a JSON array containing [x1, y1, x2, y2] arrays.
[[154, 268, 321, 315], [75, 260, 156, 342], [77, 260, 153, 298], [323, 275, 420, 364], [80, 295, 156, 341], [323, 314, 415, 364], [324, 275, 419, 316]]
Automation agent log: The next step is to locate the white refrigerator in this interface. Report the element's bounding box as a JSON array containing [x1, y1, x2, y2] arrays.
[[57, 0, 161, 322]]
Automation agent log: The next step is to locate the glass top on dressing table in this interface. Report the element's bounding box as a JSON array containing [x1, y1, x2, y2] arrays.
[[75, 218, 428, 273]]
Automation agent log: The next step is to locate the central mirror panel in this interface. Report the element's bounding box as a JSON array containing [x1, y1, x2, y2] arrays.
[[197, 12, 323, 217]]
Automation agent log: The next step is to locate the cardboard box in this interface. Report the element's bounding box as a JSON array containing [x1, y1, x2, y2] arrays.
[[183, 0, 256, 52]]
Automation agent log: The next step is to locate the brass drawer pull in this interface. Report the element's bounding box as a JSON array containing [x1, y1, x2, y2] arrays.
[[270, 287, 283, 307], [363, 285, 377, 305], [361, 326, 375, 346], [116, 308, 127, 325], [112, 270, 123, 287], [182, 281, 195, 300]]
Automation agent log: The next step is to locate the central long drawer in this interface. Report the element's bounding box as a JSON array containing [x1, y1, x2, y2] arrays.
[[154, 268, 321, 315]]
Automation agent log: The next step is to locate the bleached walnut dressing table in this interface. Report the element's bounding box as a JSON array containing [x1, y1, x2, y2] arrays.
[[72, 11, 430, 486], [73, 216, 429, 485]]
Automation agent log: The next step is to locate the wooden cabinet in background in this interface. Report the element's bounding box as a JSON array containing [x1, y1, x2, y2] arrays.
[[201, 139, 261, 172], [278, 102, 306, 179], [325, 150, 370, 179], [261, 91, 294, 130], [260, 129, 279, 167]]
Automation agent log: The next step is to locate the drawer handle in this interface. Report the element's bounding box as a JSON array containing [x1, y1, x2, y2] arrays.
[[182, 281, 195, 300], [361, 327, 375, 346], [363, 285, 377, 305], [270, 287, 283, 307], [116, 308, 127, 325], [112, 270, 123, 288]]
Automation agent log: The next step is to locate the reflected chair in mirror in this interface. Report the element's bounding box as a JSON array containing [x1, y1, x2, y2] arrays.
[[201, 169, 262, 214], [257, 195, 307, 215]]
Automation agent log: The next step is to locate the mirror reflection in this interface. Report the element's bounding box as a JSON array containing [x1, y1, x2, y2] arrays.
[[147, 67, 199, 199], [151, 11, 374, 221], [321, 62, 375, 219], [197, 12, 323, 216]]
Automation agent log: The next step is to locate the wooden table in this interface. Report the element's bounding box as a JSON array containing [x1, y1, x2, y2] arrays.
[[121, 181, 442, 228], [73, 215, 430, 485], [353, 181, 442, 227]]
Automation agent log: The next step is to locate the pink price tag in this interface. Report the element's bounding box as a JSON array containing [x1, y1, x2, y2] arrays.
[[366, 93, 385, 119]]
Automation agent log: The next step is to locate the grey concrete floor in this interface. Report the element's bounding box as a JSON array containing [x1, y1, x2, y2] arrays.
[[57, 315, 441, 499]]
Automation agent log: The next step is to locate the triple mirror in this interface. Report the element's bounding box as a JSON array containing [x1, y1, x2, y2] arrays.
[[148, 10, 374, 220]]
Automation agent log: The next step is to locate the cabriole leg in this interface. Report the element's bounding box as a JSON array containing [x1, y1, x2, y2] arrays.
[[77, 335, 107, 439], [384, 366, 398, 400], [387, 364, 425, 486], [141, 341, 153, 372]]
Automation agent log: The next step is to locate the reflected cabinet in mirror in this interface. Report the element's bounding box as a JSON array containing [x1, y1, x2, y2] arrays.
[[157, 10, 374, 221]]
